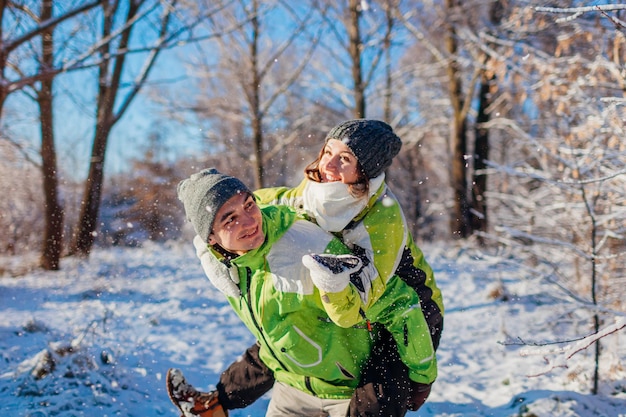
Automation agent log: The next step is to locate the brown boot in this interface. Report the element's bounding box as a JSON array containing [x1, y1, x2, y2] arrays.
[[166, 368, 228, 417]]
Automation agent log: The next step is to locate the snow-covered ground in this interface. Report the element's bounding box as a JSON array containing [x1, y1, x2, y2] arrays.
[[1, 240, 625, 417]]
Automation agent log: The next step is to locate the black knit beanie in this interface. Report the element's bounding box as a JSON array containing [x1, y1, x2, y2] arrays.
[[177, 168, 252, 242], [325, 119, 402, 179]]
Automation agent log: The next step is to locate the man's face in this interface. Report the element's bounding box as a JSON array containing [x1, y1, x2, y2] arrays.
[[208, 193, 265, 255]]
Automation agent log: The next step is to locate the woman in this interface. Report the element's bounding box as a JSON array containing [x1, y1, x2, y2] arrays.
[[258, 119, 443, 345], [189, 120, 444, 415]]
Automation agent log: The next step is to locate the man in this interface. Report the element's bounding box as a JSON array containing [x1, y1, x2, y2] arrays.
[[169, 168, 436, 416]]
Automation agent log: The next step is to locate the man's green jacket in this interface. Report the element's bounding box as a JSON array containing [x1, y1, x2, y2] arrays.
[[211, 205, 437, 399]]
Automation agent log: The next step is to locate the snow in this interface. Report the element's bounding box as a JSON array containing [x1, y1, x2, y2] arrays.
[[1, 240, 625, 417]]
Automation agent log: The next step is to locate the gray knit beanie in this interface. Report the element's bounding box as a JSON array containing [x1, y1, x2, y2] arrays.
[[325, 119, 402, 179], [177, 168, 252, 242]]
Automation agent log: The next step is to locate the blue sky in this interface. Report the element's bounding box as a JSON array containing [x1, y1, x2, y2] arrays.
[[2, 43, 208, 182]]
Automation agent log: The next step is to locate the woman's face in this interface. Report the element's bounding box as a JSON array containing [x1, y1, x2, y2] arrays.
[[208, 193, 265, 255], [318, 139, 360, 184]]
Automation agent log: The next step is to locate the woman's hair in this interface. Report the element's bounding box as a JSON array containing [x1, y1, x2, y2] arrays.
[[304, 145, 369, 198]]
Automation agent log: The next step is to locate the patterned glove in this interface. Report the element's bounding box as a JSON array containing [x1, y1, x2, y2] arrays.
[[302, 253, 362, 293], [193, 235, 240, 298]]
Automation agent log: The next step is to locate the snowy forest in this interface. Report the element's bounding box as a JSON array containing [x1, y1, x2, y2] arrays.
[[1, 1, 625, 416]]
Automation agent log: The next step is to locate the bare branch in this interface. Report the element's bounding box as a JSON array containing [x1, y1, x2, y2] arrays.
[[518, 317, 626, 377], [2, 0, 102, 54], [534, 5, 626, 14], [534, 4, 626, 25], [113, 0, 178, 123]]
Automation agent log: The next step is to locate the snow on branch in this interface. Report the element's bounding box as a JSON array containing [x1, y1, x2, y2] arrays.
[[517, 317, 626, 377], [535, 5, 626, 14], [534, 5, 626, 26]]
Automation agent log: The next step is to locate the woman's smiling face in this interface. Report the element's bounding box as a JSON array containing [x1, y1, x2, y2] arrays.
[[318, 139, 360, 184]]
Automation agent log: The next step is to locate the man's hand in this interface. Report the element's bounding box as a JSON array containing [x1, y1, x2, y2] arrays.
[[194, 235, 240, 298], [407, 381, 431, 411]]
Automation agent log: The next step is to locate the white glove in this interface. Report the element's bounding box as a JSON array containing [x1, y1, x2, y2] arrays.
[[193, 235, 241, 298], [302, 253, 362, 293]]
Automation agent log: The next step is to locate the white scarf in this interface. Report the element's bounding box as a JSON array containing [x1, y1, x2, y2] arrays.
[[303, 174, 385, 232]]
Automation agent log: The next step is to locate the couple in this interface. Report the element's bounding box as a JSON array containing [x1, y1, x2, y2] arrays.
[[170, 119, 444, 416]]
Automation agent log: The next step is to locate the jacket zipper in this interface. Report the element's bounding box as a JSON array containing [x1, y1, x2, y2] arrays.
[[242, 266, 318, 396], [242, 267, 291, 372]]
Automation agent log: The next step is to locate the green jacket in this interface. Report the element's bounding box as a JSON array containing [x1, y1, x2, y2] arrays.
[[213, 205, 437, 398], [255, 178, 445, 349]]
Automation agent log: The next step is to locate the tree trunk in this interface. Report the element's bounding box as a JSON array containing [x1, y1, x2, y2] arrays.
[[70, 0, 139, 257], [449, 114, 470, 238], [444, 0, 470, 238], [383, 1, 393, 123], [589, 196, 600, 394], [39, 0, 64, 270], [249, 0, 264, 190], [348, 0, 365, 118], [0, 2, 9, 120], [251, 116, 264, 189], [70, 126, 110, 256], [469, 0, 505, 239], [471, 73, 492, 237]]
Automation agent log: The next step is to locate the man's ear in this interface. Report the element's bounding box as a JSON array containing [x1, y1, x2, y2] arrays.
[[208, 234, 217, 246]]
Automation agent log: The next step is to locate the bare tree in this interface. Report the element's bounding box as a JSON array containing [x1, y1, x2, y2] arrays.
[[169, 0, 323, 189], [70, 0, 228, 256], [312, 0, 394, 119], [0, 1, 105, 269], [69, 0, 150, 256]]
